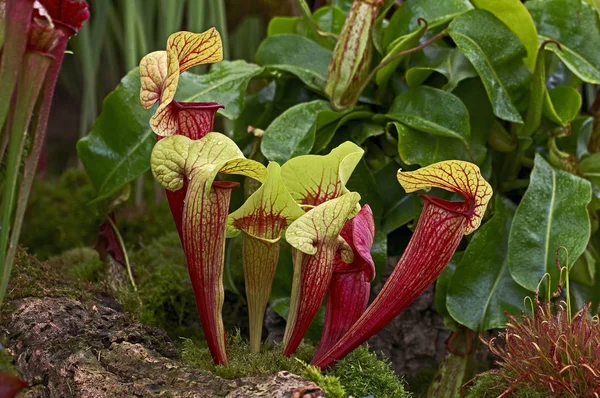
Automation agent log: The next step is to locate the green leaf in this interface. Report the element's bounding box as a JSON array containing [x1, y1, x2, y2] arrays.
[[508, 154, 592, 292], [313, 6, 346, 35], [580, 152, 600, 188], [375, 162, 417, 234], [77, 68, 154, 200], [383, 0, 473, 49], [558, 116, 593, 160], [255, 34, 332, 93], [447, 196, 531, 332], [175, 60, 265, 120], [434, 252, 461, 331], [520, 45, 549, 137], [313, 110, 374, 153], [470, 0, 538, 71], [542, 86, 582, 126], [406, 47, 477, 91], [449, 10, 531, 123], [78, 61, 264, 200], [527, 0, 600, 84], [261, 100, 335, 164], [388, 86, 470, 144], [375, 22, 427, 87], [390, 122, 480, 166], [267, 16, 299, 37]]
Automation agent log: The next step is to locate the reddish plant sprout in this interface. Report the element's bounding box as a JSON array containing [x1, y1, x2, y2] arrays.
[[484, 299, 600, 397], [313, 204, 375, 362], [312, 160, 492, 368], [139, 29, 224, 241], [0, 371, 27, 398]]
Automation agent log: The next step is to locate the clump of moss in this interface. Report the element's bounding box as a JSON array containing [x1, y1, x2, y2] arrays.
[[181, 334, 409, 398], [331, 345, 411, 398], [5, 248, 95, 304], [302, 364, 346, 398], [0, 348, 19, 376], [181, 330, 316, 379], [466, 372, 546, 398], [48, 247, 104, 282]]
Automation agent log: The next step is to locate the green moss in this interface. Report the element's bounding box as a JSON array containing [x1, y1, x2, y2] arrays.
[[331, 345, 411, 398], [0, 348, 18, 375], [48, 247, 104, 282], [181, 330, 315, 379], [302, 364, 346, 398], [20, 169, 102, 259], [5, 248, 95, 304], [466, 372, 549, 398]]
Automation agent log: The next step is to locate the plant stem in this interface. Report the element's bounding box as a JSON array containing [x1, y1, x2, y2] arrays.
[[105, 215, 138, 292], [0, 52, 52, 305]]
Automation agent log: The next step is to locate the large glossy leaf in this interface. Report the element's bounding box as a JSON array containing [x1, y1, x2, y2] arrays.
[[542, 86, 582, 126], [261, 100, 334, 164], [470, 0, 538, 71], [375, 162, 417, 234], [313, 110, 374, 153], [77, 68, 153, 201], [255, 34, 332, 93], [388, 86, 470, 143], [77, 61, 263, 200], [390, 122, 481, 166], [405, 47, 477, 91], [527, 0, 600, 84], [449, 10, 531, 123], [508, 154, 592, 291], [375, 22, 427, 87], [383, 0, 473, 49], [447, 197, 531, 332]]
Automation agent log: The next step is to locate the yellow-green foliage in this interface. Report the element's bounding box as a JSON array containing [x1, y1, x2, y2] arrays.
[[181, 333, 410, 398]]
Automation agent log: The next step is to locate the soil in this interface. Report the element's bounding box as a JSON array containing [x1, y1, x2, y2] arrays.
[[0, 250, 324, 398]]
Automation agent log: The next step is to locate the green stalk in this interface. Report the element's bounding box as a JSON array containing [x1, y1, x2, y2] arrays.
[[209, 0, 229, 59], [124, 0, 138, 71], [0, 51, 52, 305], [106, 215, 138, 292]]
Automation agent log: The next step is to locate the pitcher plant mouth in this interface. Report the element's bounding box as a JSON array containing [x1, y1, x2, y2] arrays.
[[311, 160, 492, 369]]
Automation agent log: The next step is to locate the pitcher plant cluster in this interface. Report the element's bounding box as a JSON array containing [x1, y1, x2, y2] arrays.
[[140, 28, 493, 368]]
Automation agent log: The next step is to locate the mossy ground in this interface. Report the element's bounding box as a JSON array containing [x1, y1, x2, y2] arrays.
[[181, 334, 410, 398]]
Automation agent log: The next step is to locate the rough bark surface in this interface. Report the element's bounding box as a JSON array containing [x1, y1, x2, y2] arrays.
[[0, 251, 324, 398]]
